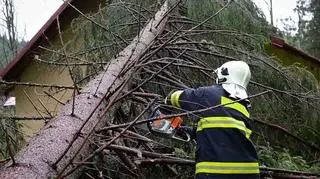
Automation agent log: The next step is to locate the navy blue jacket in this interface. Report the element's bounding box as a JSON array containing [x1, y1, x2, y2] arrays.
[[165, 85, 260, 179]]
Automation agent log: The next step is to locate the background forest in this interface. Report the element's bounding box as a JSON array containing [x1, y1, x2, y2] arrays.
[[0, 0, 320, 178]]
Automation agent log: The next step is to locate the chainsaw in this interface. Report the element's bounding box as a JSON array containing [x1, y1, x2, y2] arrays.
[[147, 105, 191, 142]]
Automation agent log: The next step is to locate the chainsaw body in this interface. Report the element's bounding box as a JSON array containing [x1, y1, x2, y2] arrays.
[[147, 105, 190, 142]]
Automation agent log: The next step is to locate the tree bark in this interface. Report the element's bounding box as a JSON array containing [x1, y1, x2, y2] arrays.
[[0, 1, 169, 178]]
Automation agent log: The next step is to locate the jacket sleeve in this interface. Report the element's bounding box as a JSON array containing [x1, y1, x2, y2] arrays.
[[164, 90, 184, 107], [165, 88, 205, 111]]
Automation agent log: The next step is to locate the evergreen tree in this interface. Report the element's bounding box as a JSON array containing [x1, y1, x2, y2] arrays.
[[292, 0, 319, 57], [0, 0, 24, 162], [0, 0, 19, 68], [294, 0, 308, 48], [305, 0, 320, 57]]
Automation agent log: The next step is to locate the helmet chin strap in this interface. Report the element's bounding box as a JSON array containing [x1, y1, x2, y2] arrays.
[[217, 77, 227, 84], [216, 78, 227, 85]]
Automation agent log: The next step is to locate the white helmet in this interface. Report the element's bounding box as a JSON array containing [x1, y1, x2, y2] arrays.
[[215, 61, 251, 99]]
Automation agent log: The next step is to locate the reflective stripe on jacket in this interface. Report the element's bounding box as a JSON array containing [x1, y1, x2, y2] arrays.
[[165, 85, 259, 178]]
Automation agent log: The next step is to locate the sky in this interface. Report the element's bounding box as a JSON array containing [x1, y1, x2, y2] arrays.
[[252, 0, 299, 31], [2, 0, 299, 40], [13, 0, 63, 40]]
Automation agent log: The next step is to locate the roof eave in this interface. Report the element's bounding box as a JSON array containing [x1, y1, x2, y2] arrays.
[[270, 36, 320, 65], [0, 0, 73, 81]]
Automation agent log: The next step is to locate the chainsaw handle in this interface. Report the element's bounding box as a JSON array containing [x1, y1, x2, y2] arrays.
[[172, 131, 191, 142]]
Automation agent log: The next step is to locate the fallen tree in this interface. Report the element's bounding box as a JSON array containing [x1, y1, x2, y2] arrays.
[[1, 0, 320, 178], [0, 1, 169, 178]]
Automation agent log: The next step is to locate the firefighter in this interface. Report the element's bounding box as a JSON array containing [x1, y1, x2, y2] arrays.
[[165, 61, 260, 179]]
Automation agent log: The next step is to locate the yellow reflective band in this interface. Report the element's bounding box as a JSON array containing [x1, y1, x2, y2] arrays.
[[197, 117, 252, 139], [221, 96, 250, 117], [196, 162, 259, 174], [170, 90, 183, 108]]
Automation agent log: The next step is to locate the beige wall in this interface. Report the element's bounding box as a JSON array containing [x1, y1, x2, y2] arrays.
[[8, 0, 107, 139], [265, 44, 320, 84], [13, 62, 73, 138]]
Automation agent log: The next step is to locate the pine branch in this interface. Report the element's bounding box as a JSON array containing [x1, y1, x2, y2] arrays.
[[0, 116, 52, 120], [43, 91, 66, 105], [0, 80, 76, 89], [23, 90, 46, 120], [253, 117, 320, 152], [60, 98, 157, 178], [33, 56, 109, 66], [98, 90, 271, 132]]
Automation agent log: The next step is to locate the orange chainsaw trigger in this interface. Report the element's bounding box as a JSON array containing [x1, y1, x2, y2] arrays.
[[169, 116, 183, 128]]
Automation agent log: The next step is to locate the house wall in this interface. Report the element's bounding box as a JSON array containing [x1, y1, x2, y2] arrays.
[[13, 62, 73, 138], [10, 0, 107, 139], [265, 44, 320, 84]]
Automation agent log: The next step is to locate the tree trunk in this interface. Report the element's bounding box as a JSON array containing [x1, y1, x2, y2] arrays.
[[0, 1, 169, 178]]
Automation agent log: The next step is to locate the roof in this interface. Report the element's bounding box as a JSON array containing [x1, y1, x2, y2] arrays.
[[270, 36, 320, 65], [0, 0, 105, 81]]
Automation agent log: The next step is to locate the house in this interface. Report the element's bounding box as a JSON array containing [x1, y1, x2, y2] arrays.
[[266, 36, 320, 83], [0, 0, 106, 138]]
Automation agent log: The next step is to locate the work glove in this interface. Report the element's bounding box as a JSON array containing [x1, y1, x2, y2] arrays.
[[177, 126, 196, 140]]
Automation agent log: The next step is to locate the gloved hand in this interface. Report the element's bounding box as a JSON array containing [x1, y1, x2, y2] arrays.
[[177, 126, 196, 140]]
